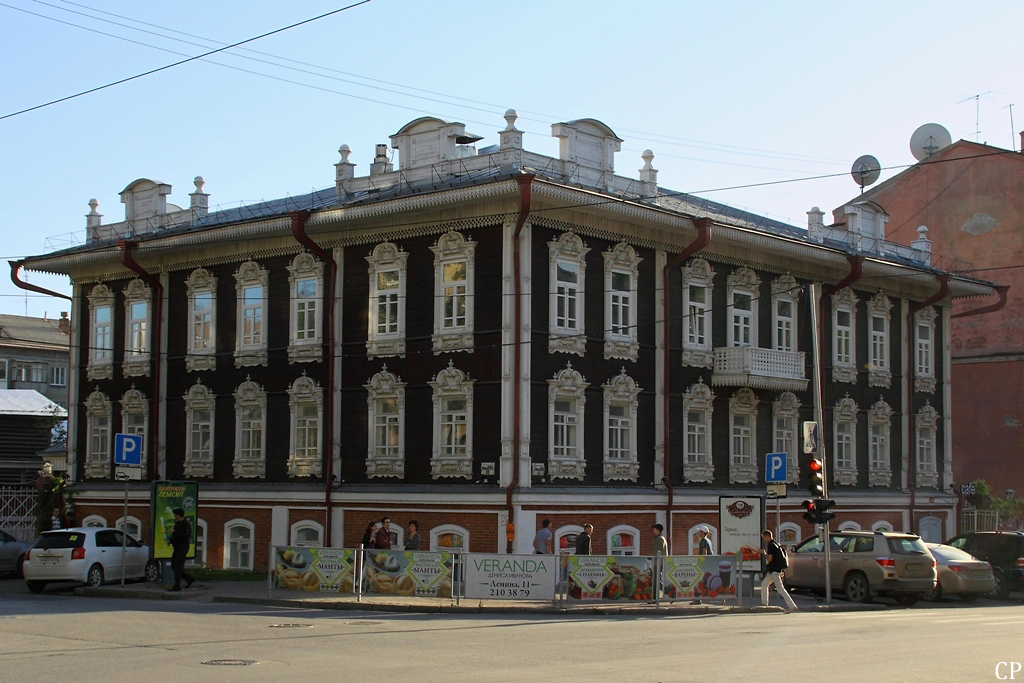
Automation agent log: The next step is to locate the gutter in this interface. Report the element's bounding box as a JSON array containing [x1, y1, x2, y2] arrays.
[[289, 211, 337, 547], [9, 261, 73, 301], [951, 285, 1009, 319]]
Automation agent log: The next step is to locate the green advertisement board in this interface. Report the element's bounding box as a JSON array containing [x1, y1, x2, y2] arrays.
[[151, 481, 198, 560], [274, 547, 357, 593], [363, 550, 454, 597]]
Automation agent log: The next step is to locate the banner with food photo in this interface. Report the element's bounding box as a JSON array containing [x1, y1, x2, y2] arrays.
[[363, 550, 454, 597], [274, 547, 357, 593], [662, 555, 738, 601], [719, 496, 764, 571], [565, 555, 655, 602], [464, 554, 557, 600]]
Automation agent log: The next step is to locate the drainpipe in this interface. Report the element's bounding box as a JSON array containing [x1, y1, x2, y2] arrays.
[[117, 241, 163, 482], [661, 217, 711, 552], [289, 210, 337, 547], [9, 261, 73, 301], [506, 173, 535, 554], [951, 285, 1009, 319], [907, 274, 950, 532]]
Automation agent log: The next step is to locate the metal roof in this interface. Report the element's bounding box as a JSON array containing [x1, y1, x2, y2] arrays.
[[0, 390, 68, 417]]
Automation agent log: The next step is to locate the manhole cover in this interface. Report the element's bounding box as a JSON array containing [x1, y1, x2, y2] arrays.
[[270, 623, 312, 628], [346, 621, 385, 626], [201, 660, 258, 666]]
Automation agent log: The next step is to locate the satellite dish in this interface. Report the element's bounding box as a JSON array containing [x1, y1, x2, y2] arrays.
[[851, 155, 881, 189], [910, 123, 952, 161]]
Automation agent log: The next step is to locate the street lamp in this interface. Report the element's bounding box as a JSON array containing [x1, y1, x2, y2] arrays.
[[42, 462, 53, 477]]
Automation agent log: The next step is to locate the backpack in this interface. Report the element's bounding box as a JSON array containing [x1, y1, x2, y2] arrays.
[[773, 542, 789, 570]]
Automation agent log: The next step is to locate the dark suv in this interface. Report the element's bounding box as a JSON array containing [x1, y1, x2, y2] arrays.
[[944, 531, 1024, 599]]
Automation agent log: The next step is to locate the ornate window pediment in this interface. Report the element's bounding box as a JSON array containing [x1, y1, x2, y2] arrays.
[[429, 361, 474, 480], [366, 242, 408, 359], [548, 232, 589, 356], [431, 231, 476, 355], [234, 261, 269, 368], [681, 258, 715, 368], [288, 374, 323, 477], [602, 369, 641, 482], [366, 365, 406, 478], [288, 253, 324, 364], [683, 379, 715, 483], [729, 388, 758, 484], [87, 284, 114, 381], [548, 362, 588, 480]]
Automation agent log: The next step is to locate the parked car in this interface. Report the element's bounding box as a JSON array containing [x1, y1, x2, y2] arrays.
[[786, 530, 936, 605], [922, 543, 995, 602], [0, 528, 32, 578], [944, 531, 1024, 599], [22, 527, 159, 592]]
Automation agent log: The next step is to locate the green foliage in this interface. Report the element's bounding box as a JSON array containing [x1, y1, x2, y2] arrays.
[[968, 479, 1024, 525], [35, 472, 67, 536]]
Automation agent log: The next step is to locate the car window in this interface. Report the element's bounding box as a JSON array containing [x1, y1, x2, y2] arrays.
[[929, 545, 976, 562], [95, 530, 120, 548], [946, 536, 967, 550], [0, 530, 13, 543], [831, 535, 851, 553], [796, 536, 824, 553], [972, 535, 1022, 560], [33, 532, 86, 550], [852, 537, 875, 553], [887, 536, 928, 555]]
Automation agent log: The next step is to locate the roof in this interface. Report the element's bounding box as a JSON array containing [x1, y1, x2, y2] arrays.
[[0, 314, 70, 350], [0, 390, 67, 417]]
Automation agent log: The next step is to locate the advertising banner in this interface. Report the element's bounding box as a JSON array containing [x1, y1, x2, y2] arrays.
[[662, 555, 738, 600], [463, 554, 556, 600], [565, 555, 655, 602], [273, 547, 357, 593], [719, 496, 764, 571], [150, 481, 198, 560], [363, 550, 454, 597]]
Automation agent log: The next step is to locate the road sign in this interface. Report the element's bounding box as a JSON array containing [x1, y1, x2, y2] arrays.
[[115, 467, 141, 481], [766, 483, 787, 498], [802, 421, 819, 454], [765, 452, 788, 483], [114, 433, 143, 467]]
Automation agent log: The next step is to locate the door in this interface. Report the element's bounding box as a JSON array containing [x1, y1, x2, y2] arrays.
[[828, 534, 857, 591], [95, 530, 125, 581], [112, 530, 146, 579], [787, 535, 826, 589]]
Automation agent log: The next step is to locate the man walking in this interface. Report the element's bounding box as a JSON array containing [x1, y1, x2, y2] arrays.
[[169, 507, 194, 592], [696, 525, 714, 555], [533, 519, 553, 554], [760, 529, 797, 612], [575, 524, 593, 555], [651, 523, 668, 556]]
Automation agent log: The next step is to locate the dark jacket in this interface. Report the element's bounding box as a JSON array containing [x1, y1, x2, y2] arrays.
[[765, 540, 787, 573], [170, 518, 191, 554], [575, 532, 592, 555]]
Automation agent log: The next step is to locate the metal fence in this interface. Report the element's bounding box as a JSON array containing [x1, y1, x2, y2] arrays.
[[961, 508, 1000, 533], [0, 485, 36, 542]]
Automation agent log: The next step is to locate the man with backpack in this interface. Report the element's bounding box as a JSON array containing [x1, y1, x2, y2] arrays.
[[759, 529, 797, 612]]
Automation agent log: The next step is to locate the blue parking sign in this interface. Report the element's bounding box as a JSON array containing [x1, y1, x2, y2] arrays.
[[114, 433, 143, 466], [765, 452, 787, 483]]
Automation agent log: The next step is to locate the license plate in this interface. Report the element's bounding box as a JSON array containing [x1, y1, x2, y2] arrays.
[[38, 555, 63, 565]]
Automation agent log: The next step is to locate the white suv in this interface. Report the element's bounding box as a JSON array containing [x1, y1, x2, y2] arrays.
[[23, 527, 159, 592]]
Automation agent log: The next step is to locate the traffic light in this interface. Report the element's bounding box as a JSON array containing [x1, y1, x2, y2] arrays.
[[815, 498, 836, 524], [801, 498, 818, 524], [807, 458, 824, 498]]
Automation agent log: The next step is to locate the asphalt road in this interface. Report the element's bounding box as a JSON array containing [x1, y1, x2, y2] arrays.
[[1, 577, 1022, 682]]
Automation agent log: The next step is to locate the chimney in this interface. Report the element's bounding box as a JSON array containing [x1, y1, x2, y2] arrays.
[[911, 225, 932, 266], [370, 144, 393, 176], [189, 176, 209, 220], [58, 312, 70, 335], [807, 206, 825, 243]]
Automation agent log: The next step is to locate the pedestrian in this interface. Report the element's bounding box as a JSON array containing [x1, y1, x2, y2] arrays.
[[405, 520, 421, 551], [759, 529, 797, 612], [651, 523, 668, 556], [168, 507, 194, 592], [374, 516, 392, 549], [361, 520, 376, 548], [50, 507, 63, 530], [533, 518, 553, 554], [575, 523, 593, 555], [696, 525, 714, 555]]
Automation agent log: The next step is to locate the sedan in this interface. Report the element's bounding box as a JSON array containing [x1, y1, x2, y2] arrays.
[[23, 527, 159, 592], [922, 543, 995, 602], [0, 528, 31, 577]]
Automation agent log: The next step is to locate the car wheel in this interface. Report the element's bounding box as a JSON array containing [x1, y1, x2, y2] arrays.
[[894, 592, 920, 607], [16, 555, 25, 579], [144, 560, 161, 583], [86, 564, 104, 588], [960, 593, 982, 602], [988, 571, 1011, 600], [843, 572, 872, 603], [922, 583, 943, 602], [26, 580, 47, 593]]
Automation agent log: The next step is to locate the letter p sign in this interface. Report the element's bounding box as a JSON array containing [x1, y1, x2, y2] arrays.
[[765, 452, 787, 483], [114, 433, 144, 467]]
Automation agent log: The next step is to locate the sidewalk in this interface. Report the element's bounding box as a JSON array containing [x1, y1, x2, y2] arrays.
[[75, 579, 885, 615]]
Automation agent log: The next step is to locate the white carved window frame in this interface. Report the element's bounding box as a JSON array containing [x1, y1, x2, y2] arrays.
[[727, 267, 760, 348], [548, 232, 589, 356], [290, 520, 324, 547], [773, 391, 801, 484], [288, 252, 324, 363], [682, 380, 715, 483], [771, 274, 799, 353], [687, 524, 718, 555], [607, 524, 641, 556], [82, 515, 107, 528], [914, 307, 937, 393], [185, 268, 217, 372], [548, 363, 588, 481], [868, 398, 893, 487], [916, 403, 940, 488], [119, 387, 149, 474], [84, 389, 112, 479], [122, 279, 152, 378], [224, 519, 255, 570], [366, 365, 406, 478], [831, 287, 858, 383], [681, 257, 715, 368], [602, 369, 640, 483], [234, 261, 269, 368], [778, 522, 802, 545], [366, 242, 409, 359], [429, 524, 469, 553], [867, 293, 892, 388], [183, 380, 215, 478], [187, 518, 208, 567], [287, 374, 323, 478], [87, 284, 114, 381], [602, 242, 641, 362], [431, 231, 476, 355], [233, 377, 267, 478], [429, 361, 474, 480], [832, 395, 858, 486], [728, 388, 758, 484]]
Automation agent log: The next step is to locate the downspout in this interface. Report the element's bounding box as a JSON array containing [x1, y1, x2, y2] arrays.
[[951, 285, 1009, 319], [907, 274, 950, 531], [289, 210, 337, 546], [661, 217, 711, 551], [9, 261, 73, 301], [506, 173, 535, 554], [117, 241, 163, 482]]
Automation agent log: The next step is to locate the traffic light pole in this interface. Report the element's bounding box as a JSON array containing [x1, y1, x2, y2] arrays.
[[809, 283, 832, 605]]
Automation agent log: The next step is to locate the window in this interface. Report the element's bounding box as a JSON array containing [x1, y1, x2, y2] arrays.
[[778, 522, 801, 545], [0, 359, 6, 382], [430, 524, 468, 553], [51, 366, 66, 386], [607, 525, 640, 556], [234, 261, 269, 368], [602, 370, 641, 482], [115, 516, 141, 540], [773, 392, 801, 484], [122, 279, 151, 378], [84, 390, 111, 479], [366, 366, 406, 478], [728, 388, 758, 484], [548, 232, 589, 356], [120, 388, 149, 473], [868, 399, 893, 487], [82, 515, 107, 528], [366, 242, 408, 358], [548, 363, 588, 480], [916, 404, 940, 488], [185, 268, 217, 372], [224, 520, 255, 570], [871, 521, 894, 533], [837, 521, 861, 532], [915, 307, 936, 393], [681, 258, 715, 367], [688, 524, 717, 555], [832, 396, 858, 485], [429, 362, 474, 480], [727, 268, 760, 348], [87, 284, 114, 381], [183, 381, 215, 478], [682, 380, 715, 483], [233, 378, 266, 478], [831, 288, 858, 383], [602, 242, 642, 361], [187, 519, 208, 567], [771, 274, 799, 353], [287, 375, 323, 477], [431, 231, 476, 354], [290, 521, 324, 547], [867, 293, 891, 387], [288, 252, 324, 363]]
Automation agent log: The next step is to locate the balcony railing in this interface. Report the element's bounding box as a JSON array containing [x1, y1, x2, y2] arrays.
[[712, 346, 808, 392]]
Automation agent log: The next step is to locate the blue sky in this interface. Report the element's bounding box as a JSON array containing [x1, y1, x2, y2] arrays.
[[1, 0, 1020, 317]]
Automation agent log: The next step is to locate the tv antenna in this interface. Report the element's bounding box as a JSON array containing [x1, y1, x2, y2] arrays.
[[957, 91, 992, 142], [1004, 103, 1017, 151], [850, 155, 881, 191], [910, 123, 952, 161]]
